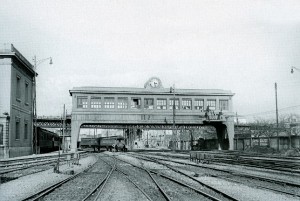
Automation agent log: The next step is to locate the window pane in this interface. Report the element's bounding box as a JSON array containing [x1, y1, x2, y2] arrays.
[[207, 99, 216, 110], [16, 77, 21, 99], [131, 98, 141, 109], [91, 97, 101, 109], [144, 98, 154, 109], [15, 118, 20, 140], [24, 122, 28, 139], [118, 97, 128, 109], [157, 99, 167, 110], [169, 99, 179, 110], [182, 99, 192, 110], [219, 100, 229, 111], [77, 97, 88, 108], [194, 99, 204, 110], [25, 83, 29, 103], [104, 97, 115, 109], [0, 124, 3, 145]]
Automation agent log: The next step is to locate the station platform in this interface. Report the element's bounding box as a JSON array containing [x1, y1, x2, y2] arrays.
[[0, 151, 84, 162]]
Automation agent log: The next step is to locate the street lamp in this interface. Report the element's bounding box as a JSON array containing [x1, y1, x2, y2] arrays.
[[170, 85, 176, 151], [291, 66, 300, 74], [33, 56, 53, 154]]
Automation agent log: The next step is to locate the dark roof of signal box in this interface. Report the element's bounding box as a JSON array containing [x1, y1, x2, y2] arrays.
[[69, 86, 234, 96]]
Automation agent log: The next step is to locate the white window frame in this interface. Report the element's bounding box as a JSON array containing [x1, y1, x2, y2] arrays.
[[157, 99, 167, 110], [182, 99, 192, 110], [118, 97, 128, 109], [207, 99, 216, 110], [91, 97, 101, 109], [104, 97, 115, 109]]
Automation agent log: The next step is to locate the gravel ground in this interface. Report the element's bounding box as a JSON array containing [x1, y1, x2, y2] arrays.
[[98, 170, 149, 201], [0, 155, 97, 201], [147, 152, 300, 183], [1, 163, 55, 184], [1, 152, 298, 201], [121, 152, 300, 201], [152, 157, 300, 196], [113, 158, 169, 201], [115, 153, 230, 200], [196, 176, 299, 201]]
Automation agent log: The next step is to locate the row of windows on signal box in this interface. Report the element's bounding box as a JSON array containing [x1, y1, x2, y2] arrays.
[[76, 97, 229, 111]]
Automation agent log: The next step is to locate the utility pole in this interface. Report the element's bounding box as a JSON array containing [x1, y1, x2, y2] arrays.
[[275, 82, 279, 151], [236, 112, 239, 150], [32, 56, 52, 155], [62, 104, 66, 153], [33, 55, 37, 154], [170, 85, 176, 151]]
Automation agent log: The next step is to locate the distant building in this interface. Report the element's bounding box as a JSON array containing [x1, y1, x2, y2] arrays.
[[0, 44, 35, 158]]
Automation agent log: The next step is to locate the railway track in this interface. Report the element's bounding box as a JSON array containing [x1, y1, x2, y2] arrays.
[[130, 152, 300, 199], [21, 154, 152, 201], [0, 152, 90, 184], [111, 153, 237, 201], [148, 151, 300, 173], [21, 155, 106, 201]]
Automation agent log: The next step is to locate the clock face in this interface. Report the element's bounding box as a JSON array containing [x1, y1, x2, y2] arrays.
[[149, 78, 159, 88]]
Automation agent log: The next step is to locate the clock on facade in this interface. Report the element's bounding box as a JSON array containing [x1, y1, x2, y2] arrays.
[[144, 77, 163, 89], [149, 78, 159, 88]]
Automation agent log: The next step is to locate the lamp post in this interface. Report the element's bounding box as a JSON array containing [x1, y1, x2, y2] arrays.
[[33, 56, 52, 154], [170, 85, 176, 151], [291, 66, 300, 74]]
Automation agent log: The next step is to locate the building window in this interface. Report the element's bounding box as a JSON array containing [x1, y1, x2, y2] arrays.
[[16, 76, 21, 100], [24, 121, 28, 139], [104, 97, 115, 109], [0, 124, 3, 145], [219, 100, 229, 111], [118, 97, 128, 109], [194, 99, 204, 111], [144, 98, 154, 109], [157, 99, 167, 110], [77, 97, 88, 108], [131, 98, 141, 109], [25, 82, 29, 104], [207, 99, 216, 110], [91, 97, 101, 109], [15, 117, 20, 140], [182, 99, 192, 110], [169, 99, 179, 110]]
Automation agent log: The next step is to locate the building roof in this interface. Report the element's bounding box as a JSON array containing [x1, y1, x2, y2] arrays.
[[0, 44, 35, 75], [70, 86, 234, 96]]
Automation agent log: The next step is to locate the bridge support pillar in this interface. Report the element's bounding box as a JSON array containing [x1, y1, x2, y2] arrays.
[[70, 120, 81, 152], [224, 119, 235, 150], [214, 119, 234, 150]]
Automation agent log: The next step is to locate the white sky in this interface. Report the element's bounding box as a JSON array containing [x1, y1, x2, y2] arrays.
[[1, 0, 300, 121]]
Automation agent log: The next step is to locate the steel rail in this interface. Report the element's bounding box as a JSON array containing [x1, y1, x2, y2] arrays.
[[108, 155, 172, 201], [81, 164, 115, 201], [138, 152, 300, 187], [132, 152, 300, 198], [22, 172, 83, 201], [127, 153, 236, 201], [100, 155, 154, 201], [21, 155, 95, 201], [215, 175, 300, 198], [114, 155, 225, 201], [92, 162, 116, 201]]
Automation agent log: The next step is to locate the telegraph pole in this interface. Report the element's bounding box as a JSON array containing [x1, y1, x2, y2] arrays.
[[170, 85, 176, 151], [275, 82, 279, 150], [62, 104, 66, 153]]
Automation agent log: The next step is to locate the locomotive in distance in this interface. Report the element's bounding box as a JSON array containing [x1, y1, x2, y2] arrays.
[[80, 135, 127, 152]]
